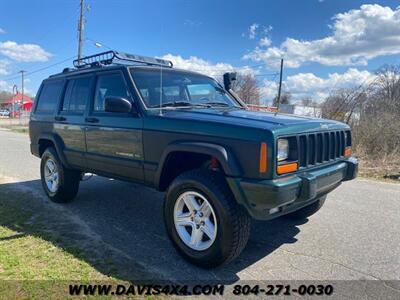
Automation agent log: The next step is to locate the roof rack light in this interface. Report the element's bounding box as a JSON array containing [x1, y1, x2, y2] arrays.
[[73, 50, 173, 68]]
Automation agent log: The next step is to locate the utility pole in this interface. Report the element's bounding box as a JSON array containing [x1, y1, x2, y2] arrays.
[[19, 70, 25, 99], [19, 70, 25, 121], [276, 58, 284, 112], [77, 0, 85, 62]]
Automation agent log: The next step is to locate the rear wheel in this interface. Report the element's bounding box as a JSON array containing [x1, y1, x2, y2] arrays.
[[164, 169, 251, 268], [40, 147, 80, 203], [284, 196, 327, 220]]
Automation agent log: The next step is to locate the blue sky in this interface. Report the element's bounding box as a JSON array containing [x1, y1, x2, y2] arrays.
[[1, 0, 400, 103]]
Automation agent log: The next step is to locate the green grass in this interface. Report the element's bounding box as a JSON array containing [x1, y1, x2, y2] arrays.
[[0, 199, 110, 281], [0, 125, 29, 134], [9, 127, 29, 134], [0, 180, 136, 298]]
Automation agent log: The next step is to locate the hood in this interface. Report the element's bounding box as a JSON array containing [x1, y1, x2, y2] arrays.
[[156, 108, 344, 130]]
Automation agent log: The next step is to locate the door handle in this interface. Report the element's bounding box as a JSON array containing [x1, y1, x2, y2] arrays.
[[54, 116, 66, 121], [85, 117, 99, 123]]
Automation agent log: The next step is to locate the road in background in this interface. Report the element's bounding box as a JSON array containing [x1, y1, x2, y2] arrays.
[[0, 129, 399, 282]]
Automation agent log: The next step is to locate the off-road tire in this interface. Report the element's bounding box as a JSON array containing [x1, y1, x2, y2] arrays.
[[40, 147, 80, 203], [164, 169, 251, 268], [285, 196, 327, 220]]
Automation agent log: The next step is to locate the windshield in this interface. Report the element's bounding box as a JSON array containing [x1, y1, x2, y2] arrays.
[[130, 69, 240, 109]]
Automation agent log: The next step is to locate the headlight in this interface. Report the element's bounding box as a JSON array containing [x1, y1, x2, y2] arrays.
[[277, 139, 289, 161]]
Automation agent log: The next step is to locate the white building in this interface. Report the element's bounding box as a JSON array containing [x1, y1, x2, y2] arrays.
[[279, 104, 322, 118]]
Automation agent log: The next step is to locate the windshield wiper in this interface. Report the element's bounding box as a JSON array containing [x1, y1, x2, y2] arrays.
[[158, 101, 210, 108], [205, 102, 230, 107], [159, 101, 192, 107]]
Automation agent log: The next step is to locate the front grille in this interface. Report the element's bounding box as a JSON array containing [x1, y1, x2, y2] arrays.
[[297, 130, 349, 169]]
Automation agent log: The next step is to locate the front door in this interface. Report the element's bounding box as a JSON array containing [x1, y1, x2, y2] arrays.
[[84, 71, 144, 182]]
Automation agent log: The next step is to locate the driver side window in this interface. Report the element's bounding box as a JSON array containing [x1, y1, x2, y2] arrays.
[[94, 73, 130, 111]]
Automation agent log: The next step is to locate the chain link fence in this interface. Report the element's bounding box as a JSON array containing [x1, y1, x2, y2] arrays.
[[0, 111, 30, 131]]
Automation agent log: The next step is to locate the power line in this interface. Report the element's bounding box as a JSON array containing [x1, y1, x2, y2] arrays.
[[0, 55, 77, 83], [25, 56, 77, 76]]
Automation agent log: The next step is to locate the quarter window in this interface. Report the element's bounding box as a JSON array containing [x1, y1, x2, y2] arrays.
[[35, 81, 63, 113], [94, 73, 130, 111]]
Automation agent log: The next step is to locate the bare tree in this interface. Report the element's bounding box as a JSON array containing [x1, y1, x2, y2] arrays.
[[301, 97, 319, 107], [231, 73, 260, 105], [322, 85, 370, 125], [370, 65, 400, 115], [0, 91, 14, 105], [273, 91, 291, 106]]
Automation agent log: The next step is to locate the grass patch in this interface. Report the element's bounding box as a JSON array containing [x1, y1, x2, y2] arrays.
[[9, 127, 29, 134], [0, 194, 117, 298], [0, 179, 153, 298], [356, 154, 400, 183], [0, 197, 110, 281], [0, 125, 29, 134]]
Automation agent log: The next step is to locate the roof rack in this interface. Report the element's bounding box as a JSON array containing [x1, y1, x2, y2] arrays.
[[73, 50, 173, 69]]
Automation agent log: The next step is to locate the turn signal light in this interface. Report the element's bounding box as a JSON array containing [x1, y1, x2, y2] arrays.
[[277, 162, 298, 175], [344, 147, 352, 157], [259, 142, 268, 173]]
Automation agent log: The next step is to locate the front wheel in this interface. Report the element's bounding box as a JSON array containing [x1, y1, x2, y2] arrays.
[[40, 147, 80, 203], [164, 170, 251, 268]]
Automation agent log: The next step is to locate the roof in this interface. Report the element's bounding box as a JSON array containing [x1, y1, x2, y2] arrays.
[[47, 64, 210, 80], [5, 93, 33, 104], [46, 50, 216, 80]]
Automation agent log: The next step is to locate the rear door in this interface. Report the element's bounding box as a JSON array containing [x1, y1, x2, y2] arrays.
[[85, 70, 144, 182], [54, 75, 94, 169]]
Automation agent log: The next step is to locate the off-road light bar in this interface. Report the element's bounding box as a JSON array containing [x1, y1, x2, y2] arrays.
[[73, 50, 173, 69]]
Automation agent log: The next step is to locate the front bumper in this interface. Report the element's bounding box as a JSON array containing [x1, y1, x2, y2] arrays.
[[227, 157, 358, 220]]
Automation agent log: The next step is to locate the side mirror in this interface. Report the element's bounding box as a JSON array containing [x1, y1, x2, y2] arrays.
[[223, 72, 237, 90], [104, 96, 134, 114]]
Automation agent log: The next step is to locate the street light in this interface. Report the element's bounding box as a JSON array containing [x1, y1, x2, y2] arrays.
[[85, 38, 111, 50]]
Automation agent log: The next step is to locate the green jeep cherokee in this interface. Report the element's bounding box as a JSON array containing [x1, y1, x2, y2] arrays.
[[29, 51, 358, 268]]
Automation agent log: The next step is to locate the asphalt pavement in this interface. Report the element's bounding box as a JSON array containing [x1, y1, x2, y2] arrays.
[[0, 129, 399, 283]]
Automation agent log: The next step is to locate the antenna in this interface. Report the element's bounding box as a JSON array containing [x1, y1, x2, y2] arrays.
[[159, 64, 163, 116]]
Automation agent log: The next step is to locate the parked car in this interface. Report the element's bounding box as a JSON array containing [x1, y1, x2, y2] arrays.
[[0, 109, 10, 117], [29, 51, 358, 267]]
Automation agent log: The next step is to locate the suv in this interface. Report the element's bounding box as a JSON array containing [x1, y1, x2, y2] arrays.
[[29, 51, 358, 268]]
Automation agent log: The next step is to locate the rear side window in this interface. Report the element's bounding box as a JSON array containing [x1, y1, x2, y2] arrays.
[[35, 81, 63, 113], [62, 77, 91, 113]]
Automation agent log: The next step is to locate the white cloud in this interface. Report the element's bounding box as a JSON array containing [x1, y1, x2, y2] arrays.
[[0, 59, 10, 75], [259, 37, 272, 47], [0, 80, 12, 91], [263, 25, 273, 34], [184, 19, 202, 27], [244, 4, 400, 69], [0, 28, 5, 34], [260, 68, 375, 102], [248, 23, 259, 39], [0, 41, 51, 62], [162, 54, 256, 78]]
